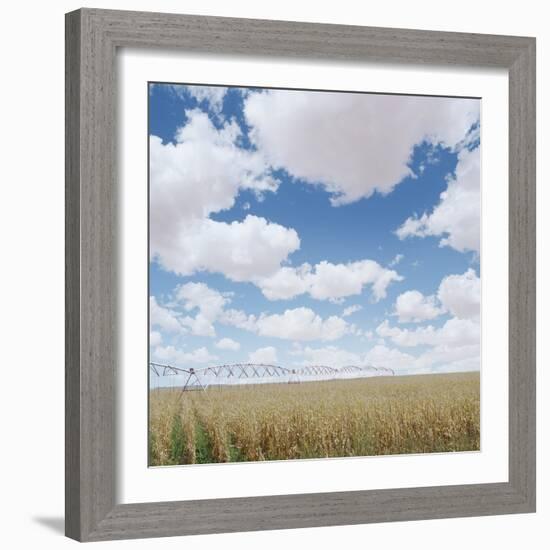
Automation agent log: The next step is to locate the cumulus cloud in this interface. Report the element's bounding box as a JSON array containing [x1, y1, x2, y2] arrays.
[[176, 282, 229, 318], [291, 345, 361, 367], [149, 331, 162, 347], [152, 282, 352, 344], [215, 337, 241, 351], [254, 265, 311, 301], [151, 283, 235, 340], [157, 215, 300, 281], [437, 268, 480, 320], [395, 145, 480, 253], [184, 85, 228, 115], [255, 308, 348, 341], [257, 260, 402, 302], [414, 343, 480, 371], [156, 84, 229, 116], [149, 296, 184, 334], [376, 317, 479, 348], [428, 354, 480, 373], [288, 340, 478, 374], [218, 308, 258, 333], [173, 282, 230, 337], [369, 269, 481, 373], [150, 110, 302, 281], [290, 343, 423, 373], [248, 346, 278, 364], [342, 305, 362, 317], [309, 261, 402, 302], [392, 269, 479, 323], [222, 306, 349, 342], [150, 110, 274, 226], [364, 344, 416, 371], [393, 290, 442, 323], [152, 345, 218, 367], [367, 326, 480, 374], [244, 90, 479, 205]]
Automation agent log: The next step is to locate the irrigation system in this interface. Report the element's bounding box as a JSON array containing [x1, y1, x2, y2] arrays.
[[150, 362, 395, 391]]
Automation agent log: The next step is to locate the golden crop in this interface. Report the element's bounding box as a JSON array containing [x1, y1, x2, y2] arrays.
[[149, 372, 480, 466]]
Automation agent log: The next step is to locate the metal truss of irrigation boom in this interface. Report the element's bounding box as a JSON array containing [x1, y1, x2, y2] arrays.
[[149, 362, 395, 391]]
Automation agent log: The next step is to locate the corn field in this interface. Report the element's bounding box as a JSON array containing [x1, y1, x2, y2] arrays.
[[149, 372, 480, 466]]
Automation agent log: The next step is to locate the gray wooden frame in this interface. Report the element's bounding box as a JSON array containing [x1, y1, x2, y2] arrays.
[[65, 8, 536, 542]]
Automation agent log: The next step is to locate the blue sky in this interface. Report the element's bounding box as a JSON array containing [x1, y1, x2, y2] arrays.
[[148, 82, 481, 377]]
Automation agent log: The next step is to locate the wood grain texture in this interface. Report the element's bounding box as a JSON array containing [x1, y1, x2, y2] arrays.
[[65, 8, 536, 542], [507, 40, 536, 508], [65, 10, 81, 541]]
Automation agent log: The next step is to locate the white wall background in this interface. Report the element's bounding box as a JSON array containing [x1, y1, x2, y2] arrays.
[[0, 0, 547, 548]]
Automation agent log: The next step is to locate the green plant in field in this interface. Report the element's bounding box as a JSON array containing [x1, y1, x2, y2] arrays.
[[228, 433, 245, 462], [169, 413, 187, 464], [194, 419, 214, 464], [148, 431, 158, 465]]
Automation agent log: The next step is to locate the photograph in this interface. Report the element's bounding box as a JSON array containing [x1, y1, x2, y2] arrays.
[[148, 82, 481, 466]]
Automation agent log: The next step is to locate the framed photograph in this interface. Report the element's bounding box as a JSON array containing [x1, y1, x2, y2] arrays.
[[65, 8, 536, 542]]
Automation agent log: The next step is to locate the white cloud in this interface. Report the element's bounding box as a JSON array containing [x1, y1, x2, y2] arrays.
[[150, 110, 301, 281], [244, 90, 479, 204], [215, 337, 241, 351], [149, 296, 184, 333], [438, 268, 480, 320], [184, 85, 228, 115], [429, 354, 480, 373], [178, 314, 214, 337], [257, 260, 402, 302], [309, 260, 402, 302], [254, 264, 312, 301], [154, 215, 300, 282], [342, 305, 362, 317], [414, 343, 480, 370], [290, 343, 426, 374], [264, 271, 480, 373], [364, 344, 416, 371], [164, 289, 353, 343], [174, 282, 230, 337], [152, 345, 218, 367], [391, 269, 479, 323], [393, 290, 442, 323], [288, 340, 478, 374], [158, 84, 229, 116], [388, 253, 404, 267], [176, 282, 229, 319], [373, 269, 481, 373], [248, 346, 278, 364], [150, 110, 274, 227], [364, 342, 478, 374], [149, 331, 162, 347], [219, 308, 258, 332], [254, 308, 348, 341], [291, 345, 361, 367], [396, 146, 480, 253], [222, 306, 349, 342], [376, 317, 479, 348]]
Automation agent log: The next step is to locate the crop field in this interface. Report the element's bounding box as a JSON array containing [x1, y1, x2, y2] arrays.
[[149, 372, 480, 466]]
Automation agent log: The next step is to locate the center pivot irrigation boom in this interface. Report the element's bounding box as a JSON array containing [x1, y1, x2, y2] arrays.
[[150, 362, 395, 391]]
